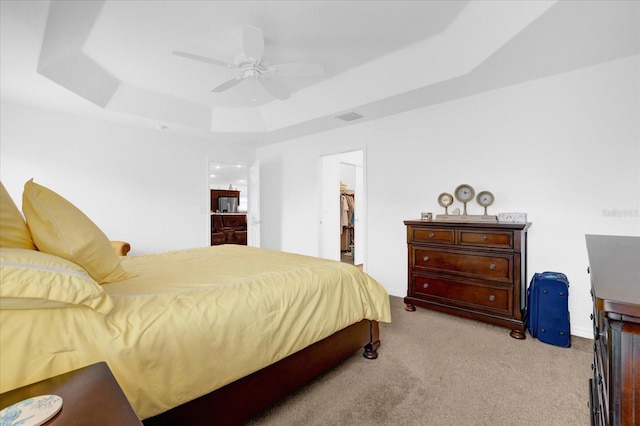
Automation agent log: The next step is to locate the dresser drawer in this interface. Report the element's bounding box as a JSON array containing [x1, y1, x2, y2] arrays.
[[412, 274, 512, 314], [411, 247, 513, 283], [408, 226, 455, 245], [458, 229, 514, 249]]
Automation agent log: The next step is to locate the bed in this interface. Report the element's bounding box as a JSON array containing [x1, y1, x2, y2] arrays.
[[0, 180, 391, 424]]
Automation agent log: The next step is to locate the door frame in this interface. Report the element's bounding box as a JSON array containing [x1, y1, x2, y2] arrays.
[[319, 149, 366, 270]]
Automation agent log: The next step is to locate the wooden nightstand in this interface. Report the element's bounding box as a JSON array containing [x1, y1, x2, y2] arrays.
[[0, 362, 141, 425]]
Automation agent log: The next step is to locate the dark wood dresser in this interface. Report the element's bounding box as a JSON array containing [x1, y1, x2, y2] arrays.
[[586, 234, 640, 426], [404, 220, 530, 339]]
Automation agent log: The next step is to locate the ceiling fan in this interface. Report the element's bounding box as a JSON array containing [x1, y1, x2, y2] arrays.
[[173, 26, 324, 100]]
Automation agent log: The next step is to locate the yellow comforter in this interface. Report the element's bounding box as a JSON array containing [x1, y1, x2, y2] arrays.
[[0, 245, 391, 419]]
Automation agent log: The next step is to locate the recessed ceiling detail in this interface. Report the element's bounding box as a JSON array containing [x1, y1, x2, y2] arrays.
[[2, 0, 637, 146]]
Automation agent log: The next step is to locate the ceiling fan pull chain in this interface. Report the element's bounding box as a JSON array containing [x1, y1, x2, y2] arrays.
[[252, 77, 257, 102]]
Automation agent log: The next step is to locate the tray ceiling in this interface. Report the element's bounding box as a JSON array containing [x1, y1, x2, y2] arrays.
[[1, 1, 637, 146]]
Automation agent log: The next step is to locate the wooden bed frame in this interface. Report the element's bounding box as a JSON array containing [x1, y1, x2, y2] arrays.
[[143, 319, 380, 425]]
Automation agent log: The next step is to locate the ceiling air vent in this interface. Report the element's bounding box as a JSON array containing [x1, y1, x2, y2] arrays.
[[334, 112, 363, 122]]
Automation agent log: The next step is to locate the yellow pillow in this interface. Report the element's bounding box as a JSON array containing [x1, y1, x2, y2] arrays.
[[22, 180, 130, 283], [0, 247, 113, 314], [0, 182, 37, 250]]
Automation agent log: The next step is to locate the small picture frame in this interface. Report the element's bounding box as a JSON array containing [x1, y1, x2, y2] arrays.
[[421, 212, 433, 221]]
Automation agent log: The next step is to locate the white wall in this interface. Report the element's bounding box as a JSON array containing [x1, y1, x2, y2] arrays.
[[0, 100, 255, 255], [1, 56, 637, 338], [256, 55, 640, 338]]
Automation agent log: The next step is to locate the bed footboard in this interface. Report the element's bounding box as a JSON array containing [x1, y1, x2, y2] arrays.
[[143, 319, 379, 426]]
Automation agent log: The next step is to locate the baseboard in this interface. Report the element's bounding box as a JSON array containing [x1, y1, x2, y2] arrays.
[[571, 325, 593, 339]]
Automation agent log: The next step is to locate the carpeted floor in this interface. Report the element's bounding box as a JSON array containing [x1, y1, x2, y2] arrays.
[[246, 296, 593, 425]]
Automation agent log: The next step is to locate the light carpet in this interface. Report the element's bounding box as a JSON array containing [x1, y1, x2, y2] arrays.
[[246, 295, 592, 425]]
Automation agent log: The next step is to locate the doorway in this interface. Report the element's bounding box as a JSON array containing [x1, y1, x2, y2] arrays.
[[320, 150, 365, 269], [208, 160, 255, 246]]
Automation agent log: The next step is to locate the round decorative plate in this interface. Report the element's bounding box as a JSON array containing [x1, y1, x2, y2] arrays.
[[0, 395, 63, 426]]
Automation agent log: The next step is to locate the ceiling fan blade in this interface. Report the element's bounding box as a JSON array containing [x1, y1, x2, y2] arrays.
[[173, 51, 235, 68], [242, 26, 264, 64], [269, 63, 324, 77], [212, 75, 245, 92], [259, 77, 290, 100]]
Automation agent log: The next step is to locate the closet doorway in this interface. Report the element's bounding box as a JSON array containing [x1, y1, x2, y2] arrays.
[[320, 150, 365, 269]]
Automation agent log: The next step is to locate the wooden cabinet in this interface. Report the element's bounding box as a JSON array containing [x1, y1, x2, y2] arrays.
[[404, 220, 530, 339], [210, 189, 246, 246], [586, 235, 640, 426], [211, 213, 247, 245]]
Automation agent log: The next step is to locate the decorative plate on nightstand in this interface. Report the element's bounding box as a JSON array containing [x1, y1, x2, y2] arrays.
[[0, 395, 63, 426]]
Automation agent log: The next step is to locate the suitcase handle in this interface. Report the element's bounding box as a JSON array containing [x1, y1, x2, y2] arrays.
[[542, 289, 567, 296]]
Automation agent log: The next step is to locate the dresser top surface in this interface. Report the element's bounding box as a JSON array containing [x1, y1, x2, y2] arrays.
[[404, 220, 530, 230], [586, 234, 640, 310]]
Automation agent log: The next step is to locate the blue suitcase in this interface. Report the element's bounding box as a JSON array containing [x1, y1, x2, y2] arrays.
[[526, 271, 571, 347]]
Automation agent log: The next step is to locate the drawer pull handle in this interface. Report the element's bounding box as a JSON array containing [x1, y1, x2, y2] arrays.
[[423, 256, 429, 262], [489, 263, 496, 270], [429, 232, 435, 238], [488, 295, 496, 301], [423, 283, 429, 289], [481, 235, 487, 241]]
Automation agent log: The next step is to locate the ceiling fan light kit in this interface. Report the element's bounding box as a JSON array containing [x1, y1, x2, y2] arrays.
[[173, 25, 324, 101]]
